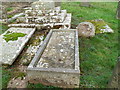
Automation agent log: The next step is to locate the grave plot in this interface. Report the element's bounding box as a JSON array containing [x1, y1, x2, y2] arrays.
[[8, 4, 71, 29], [8, 13, 71, 29], [27, 29, 80, 88], [0, 27, 35, 65]]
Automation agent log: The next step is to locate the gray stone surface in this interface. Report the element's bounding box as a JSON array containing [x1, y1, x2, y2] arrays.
[[27, 70, 80, 88], [7, 1, 71, 29], [88, 19, 114, 33], [36, 31, 75, 69], [0, 27, 35, 65], [100, 24, 114, 33], [27, 29, 80, 88], [24, 8, 67, 24], [31, 1, 55, 10], [77, 22, 95, 37], [8, 14, 71, 29], [7, 13, 25, 23], [55, 2, 61, 7], [16, 17, 26, 23]]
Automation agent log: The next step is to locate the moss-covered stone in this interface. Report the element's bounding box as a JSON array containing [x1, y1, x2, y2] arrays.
[[14, 72, 26, 79], [86, 19, 107, 34], [3, 31, 26, 42]]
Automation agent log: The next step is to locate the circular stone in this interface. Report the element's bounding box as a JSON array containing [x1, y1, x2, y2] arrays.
[[77, 22, 95, 37]]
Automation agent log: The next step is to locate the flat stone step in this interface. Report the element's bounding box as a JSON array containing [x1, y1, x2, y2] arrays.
[[0, 27, 36, 65], [27, 29, 80, 88]]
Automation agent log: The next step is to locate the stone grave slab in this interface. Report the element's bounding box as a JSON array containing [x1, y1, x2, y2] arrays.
[[8, 14, 71, 29], [55, 13, 72, 29], [0, 27, 36, 65], [27, 29, 80, 88]]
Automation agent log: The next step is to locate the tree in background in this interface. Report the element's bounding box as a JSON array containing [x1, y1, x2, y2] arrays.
[[79, 0, 92, 7], [116, 1, 120, 19]]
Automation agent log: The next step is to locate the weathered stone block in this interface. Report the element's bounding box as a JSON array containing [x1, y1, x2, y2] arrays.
[[0, 27, 36, 65], [8, 13, 71, 29], [16, 17, 26, 23], [77, 22, 95, 37], [31, 1, 55, 10], [27, 29, 80, 88]]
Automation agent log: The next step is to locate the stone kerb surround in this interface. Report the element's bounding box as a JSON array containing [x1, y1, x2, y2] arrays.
[[27, 29, 80, 88]]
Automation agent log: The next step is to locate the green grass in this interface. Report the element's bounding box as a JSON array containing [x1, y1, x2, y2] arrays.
[[0, 24, 9, 35], [62, 2, 118, 88], [2, 67, 12, 88]]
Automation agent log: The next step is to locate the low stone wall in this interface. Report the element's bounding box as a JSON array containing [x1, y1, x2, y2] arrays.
[[27, 69, 80, 88]]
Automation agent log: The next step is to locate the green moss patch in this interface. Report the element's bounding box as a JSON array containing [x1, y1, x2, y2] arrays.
[[6, 7, 13, 12], [3, 31, 26, 42], [14, 72, 26, 79], [86, 19, 107, 34], [7, 15, 14, 18]]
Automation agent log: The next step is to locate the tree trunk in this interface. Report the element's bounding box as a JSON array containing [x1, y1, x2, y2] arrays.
[[55, 2, 61, 7], [117, 1, 120, 19], [108, 58, 120, 89], [80, 2, 91, 7]]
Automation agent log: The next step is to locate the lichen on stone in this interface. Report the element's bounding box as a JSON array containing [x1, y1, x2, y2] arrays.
[[86, 19, 107, 34], [3, 31, 26, 42]]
